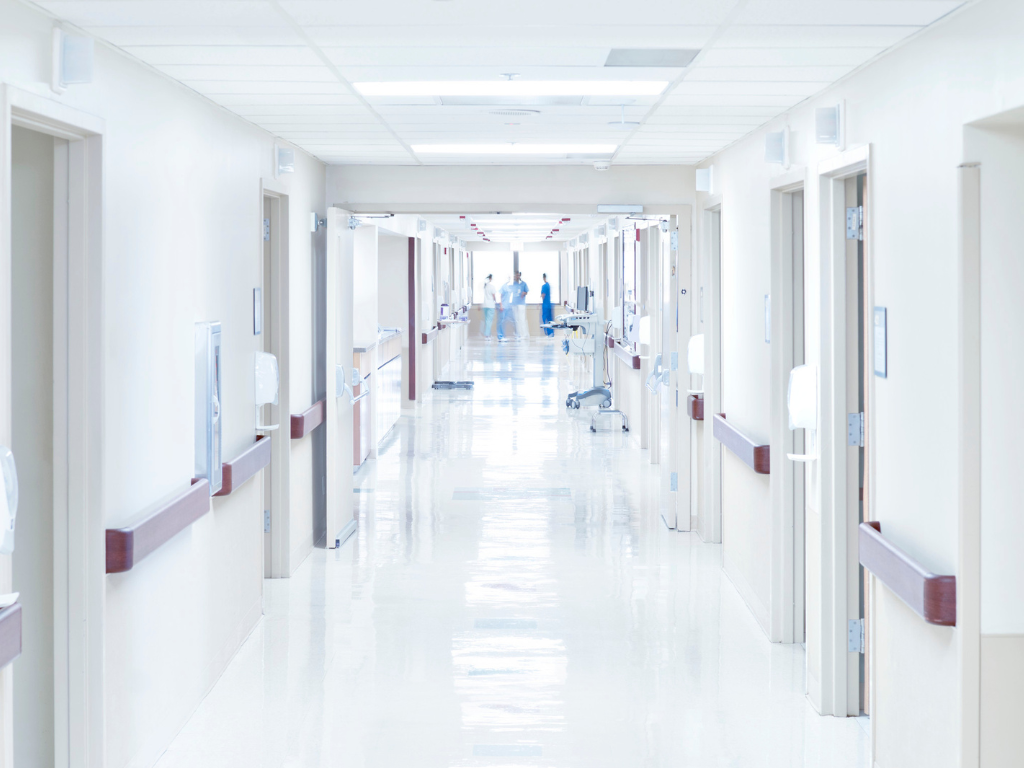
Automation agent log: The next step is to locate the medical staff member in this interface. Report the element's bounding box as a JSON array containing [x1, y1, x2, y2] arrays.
[[498, 277, 515, 342], [540, 273, 553, 337], [512, 272, 529, 341], [482, 274, 498, 339]]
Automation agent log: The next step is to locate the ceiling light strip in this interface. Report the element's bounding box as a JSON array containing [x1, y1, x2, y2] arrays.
[[355, 81, 668, 97]]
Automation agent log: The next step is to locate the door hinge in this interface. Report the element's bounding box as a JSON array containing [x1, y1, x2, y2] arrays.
[[264, 509, 271, 532], [846, 206, 863, 241], [848, 618, 865, 653], [670, 472, 678, 492], [263, 218, 271, 241], [847, 412, 864, 447], [670, 231, 679, 251]]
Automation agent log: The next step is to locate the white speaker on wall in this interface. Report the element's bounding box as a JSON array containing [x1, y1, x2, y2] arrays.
[[51, 28, 94, 93]]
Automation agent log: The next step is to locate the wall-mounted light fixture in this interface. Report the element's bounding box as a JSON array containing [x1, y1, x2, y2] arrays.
[[276, 146, 295, 176], [51, 28, 94, 94], [695, 166, 714, 193], [815, 101, 844, 149], [764, 125, 790, 168]]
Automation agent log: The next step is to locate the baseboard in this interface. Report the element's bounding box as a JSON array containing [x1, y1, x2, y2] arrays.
[[723, 552, 771, 637], [288, 530, 315, 576], [132, 595, 263, 767]]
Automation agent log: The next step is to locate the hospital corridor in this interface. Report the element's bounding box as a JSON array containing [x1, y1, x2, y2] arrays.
[[1, 0, 1023, 767]]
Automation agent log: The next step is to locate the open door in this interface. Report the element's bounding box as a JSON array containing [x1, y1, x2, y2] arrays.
[[658, 210, 693, 531], [325, 208, 355, 547]]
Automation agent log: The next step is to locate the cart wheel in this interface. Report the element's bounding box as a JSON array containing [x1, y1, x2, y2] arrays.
[[590, 426, 596, 432]]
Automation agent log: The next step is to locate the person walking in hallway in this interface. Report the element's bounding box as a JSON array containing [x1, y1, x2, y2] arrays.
[[482, 273, 498, 339], [540, 273, 553, 337], [498, 276, 514, 343], [512, 271, 529, 341]]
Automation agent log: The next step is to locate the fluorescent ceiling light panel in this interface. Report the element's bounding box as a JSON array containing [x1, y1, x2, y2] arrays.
[[413, 144, 617, 154], [605, 49, 700, 68], [356, 81, 668, 97]]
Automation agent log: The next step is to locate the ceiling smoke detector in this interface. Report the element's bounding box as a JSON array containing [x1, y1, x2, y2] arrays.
[[489, 109, 540, 117]]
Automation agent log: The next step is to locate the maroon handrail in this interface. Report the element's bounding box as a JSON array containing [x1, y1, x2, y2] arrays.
[[215, 436, 271, 496], [605, 335, 641, 370], [859, 521, 956, 626], [421, 326, 439, 344], [106, 479, 211, 574], [290, 399, 325, 439], [687, 394, 704, 421], [713, 413, 770, 474]]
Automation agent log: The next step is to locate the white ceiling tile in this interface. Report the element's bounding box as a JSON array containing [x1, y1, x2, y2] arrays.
[[699, 46, 885, 67], [660, 93, 806, 107], [37, 1, 283, 27], [203, 93, 363, 106], [715, 24, 924, 48], [185, 80, 351, 95], [733, 1, 965, 27], [158, 65, 337, 83], [306, 25, 717, 49], [83, 26, 305, 46], [280, 0, 736, 27], [322, 47, 608, 68], [122, 46, 320, 67], [672, 81, 825, 97], [686, 65, 856, 82]]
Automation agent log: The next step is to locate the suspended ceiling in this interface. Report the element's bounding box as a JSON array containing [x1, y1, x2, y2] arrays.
[[33, 0, 968, 165]]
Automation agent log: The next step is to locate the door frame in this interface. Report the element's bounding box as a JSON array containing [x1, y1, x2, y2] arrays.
[[814, 144, 872, 717], [769, 168, 807, 644], [700, 195, 723, 544], [259, 182, 291, 577], [1, 85, 105, 768], [956, 160, 981, 768]]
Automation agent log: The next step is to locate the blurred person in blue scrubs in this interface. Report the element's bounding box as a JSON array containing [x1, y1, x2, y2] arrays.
[[497, 276, 515, 342], [512, 271, 529, 341], [482, 273, 498, 339], [540, 273, 553, 336]]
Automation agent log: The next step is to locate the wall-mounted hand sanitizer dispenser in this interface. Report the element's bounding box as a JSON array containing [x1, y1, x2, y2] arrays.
[[786, 364, 817, 462], [687, 334, 705, 394], [254, 351, 279, 432], [195, 322, 223, 494], [0, 446, 17, 554]]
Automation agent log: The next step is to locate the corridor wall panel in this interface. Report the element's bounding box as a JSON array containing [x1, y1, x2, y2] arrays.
[[694, 0, 1024, 762], [0, 2, 326, 766]]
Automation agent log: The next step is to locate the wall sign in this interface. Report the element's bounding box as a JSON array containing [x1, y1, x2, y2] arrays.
[[874, 306, 887, 378]]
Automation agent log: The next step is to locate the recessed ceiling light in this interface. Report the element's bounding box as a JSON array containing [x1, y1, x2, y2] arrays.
[[412, 144, 617, 155], [356, 81, 668, 97]]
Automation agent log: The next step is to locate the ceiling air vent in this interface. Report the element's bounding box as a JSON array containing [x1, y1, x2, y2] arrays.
[[604, 49, 700, 68], [489, 109, 540, 117]]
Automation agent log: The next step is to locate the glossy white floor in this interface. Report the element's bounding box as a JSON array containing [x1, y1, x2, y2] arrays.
[[155, 337, 869, 768]]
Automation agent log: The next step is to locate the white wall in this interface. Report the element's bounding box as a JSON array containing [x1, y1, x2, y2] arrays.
[[378, 234, 411, 405], [353, 226, 379, 347], [327, 164, 696, 212], [694, 0, 1024, 764], [0, 2, 325, 765]]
